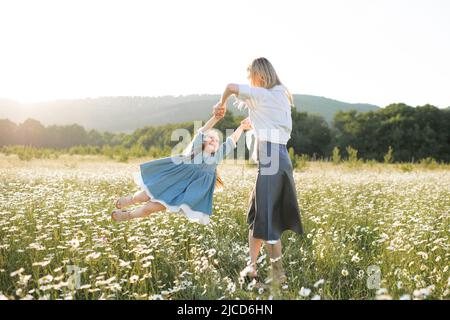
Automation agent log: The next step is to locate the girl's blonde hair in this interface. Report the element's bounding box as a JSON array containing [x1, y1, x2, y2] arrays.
[[248, 57, 294, 107]]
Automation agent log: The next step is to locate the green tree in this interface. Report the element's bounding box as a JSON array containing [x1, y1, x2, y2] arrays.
[[0, 119, 17, 146], [288, 109, 332, 158], [16, 119, 47, 147]]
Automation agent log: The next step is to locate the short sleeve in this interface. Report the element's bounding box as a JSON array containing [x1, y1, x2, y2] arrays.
[[210, 136, 236, 164], [235, 84, 266, 110]]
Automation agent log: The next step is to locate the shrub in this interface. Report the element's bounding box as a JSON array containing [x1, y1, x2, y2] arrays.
[[289, 147, 297, 168], [346, 146, 358, 163], [332, 147, 341, 164], [419, 157, 438, 169], [384, 146, 394, 164], [399, 163, 414, 172], [296, 154, 309, 171]]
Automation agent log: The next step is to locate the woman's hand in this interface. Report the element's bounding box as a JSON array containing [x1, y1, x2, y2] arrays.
[[240, 117, 253, 131]]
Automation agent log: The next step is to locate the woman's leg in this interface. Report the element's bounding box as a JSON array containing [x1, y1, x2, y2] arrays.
[[265, 240, 287, 283], [248, 230, 264, 277], [265, 240, 282, 260]]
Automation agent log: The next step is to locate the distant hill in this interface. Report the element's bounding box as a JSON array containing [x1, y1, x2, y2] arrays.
[[293, 95, 379, 121], [0, 95, 379, 132]]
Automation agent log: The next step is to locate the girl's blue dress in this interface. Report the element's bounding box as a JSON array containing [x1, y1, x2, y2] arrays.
[[133, 130, 236, 225]]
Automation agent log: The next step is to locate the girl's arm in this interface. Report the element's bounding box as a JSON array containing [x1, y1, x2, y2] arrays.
[[189, 111, 224, 154], [199, 111, 223, 133], [229, 125, 244, 145], [212, 118, 252, 164], [229, 117, 253, 144]]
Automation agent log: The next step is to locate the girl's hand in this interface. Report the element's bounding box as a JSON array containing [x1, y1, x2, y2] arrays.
[[240, 117, 253, 131], [214, 110, 225, 120], [213, 102, 226, 115], [213, 104, 225, 120], [230, 117, 251, 144]]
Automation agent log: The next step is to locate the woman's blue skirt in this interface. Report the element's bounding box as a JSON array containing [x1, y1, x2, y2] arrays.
[[247, 141, 304, 242]]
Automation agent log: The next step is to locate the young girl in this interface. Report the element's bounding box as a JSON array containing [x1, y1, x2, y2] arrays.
[[214, 57, 304, 284], [111, 110, 252, 224]]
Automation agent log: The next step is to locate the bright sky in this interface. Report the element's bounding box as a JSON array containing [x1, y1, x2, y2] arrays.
[[0, 0, 449, 107]]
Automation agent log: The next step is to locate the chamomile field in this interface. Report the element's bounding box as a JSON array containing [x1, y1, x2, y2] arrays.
[[0, 155, 448, 300]]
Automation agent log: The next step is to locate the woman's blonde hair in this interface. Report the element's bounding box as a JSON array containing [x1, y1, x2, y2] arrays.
[[248, 57, 294, 107]]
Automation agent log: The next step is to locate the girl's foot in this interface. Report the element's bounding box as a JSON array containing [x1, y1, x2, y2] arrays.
[[111, 209, 132, 222], [115, 195, 133, 210]]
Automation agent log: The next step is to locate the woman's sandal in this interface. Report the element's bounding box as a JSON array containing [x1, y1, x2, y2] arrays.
[[111, 209, 132, 222], [115, 195, 133, 210], [274, 273, 287, 284], [244, 274, 264, 283], [271, 260, 288, 284], [240, 265, 266, 288], [245, 274, 267, 289]]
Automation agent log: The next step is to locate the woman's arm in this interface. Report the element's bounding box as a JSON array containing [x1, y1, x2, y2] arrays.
[[219, 83, 239, 106], [213, 83, 239, 116]]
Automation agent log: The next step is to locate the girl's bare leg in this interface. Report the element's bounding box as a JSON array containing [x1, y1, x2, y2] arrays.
[[129, 201, 165, 219], [116, 190, 150, 209], [131, 190, 150, 205], [111, 201, 165, 222]]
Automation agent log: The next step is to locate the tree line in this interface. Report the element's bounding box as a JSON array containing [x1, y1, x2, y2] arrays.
[[1, 103, 449, 163], [289, 103, 450, 162]]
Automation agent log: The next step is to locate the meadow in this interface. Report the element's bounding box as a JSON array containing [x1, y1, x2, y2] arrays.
[[0, 154, 448, 300]]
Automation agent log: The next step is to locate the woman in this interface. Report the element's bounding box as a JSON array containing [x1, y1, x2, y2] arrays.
[[214, 57, 304, 284]]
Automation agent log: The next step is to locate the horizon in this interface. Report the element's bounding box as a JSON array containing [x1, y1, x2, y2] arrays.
[[1, 0, 449, 108], [1, 93, 449, 109]]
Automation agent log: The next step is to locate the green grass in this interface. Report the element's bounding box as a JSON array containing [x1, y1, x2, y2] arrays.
[[0, 156, 449, 300]]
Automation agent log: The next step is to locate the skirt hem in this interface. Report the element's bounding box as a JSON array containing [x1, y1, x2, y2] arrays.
[[250, 226, 304, 242]]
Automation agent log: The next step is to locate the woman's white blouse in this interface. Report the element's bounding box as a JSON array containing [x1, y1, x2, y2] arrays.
[[235, 84, 293, 145]]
